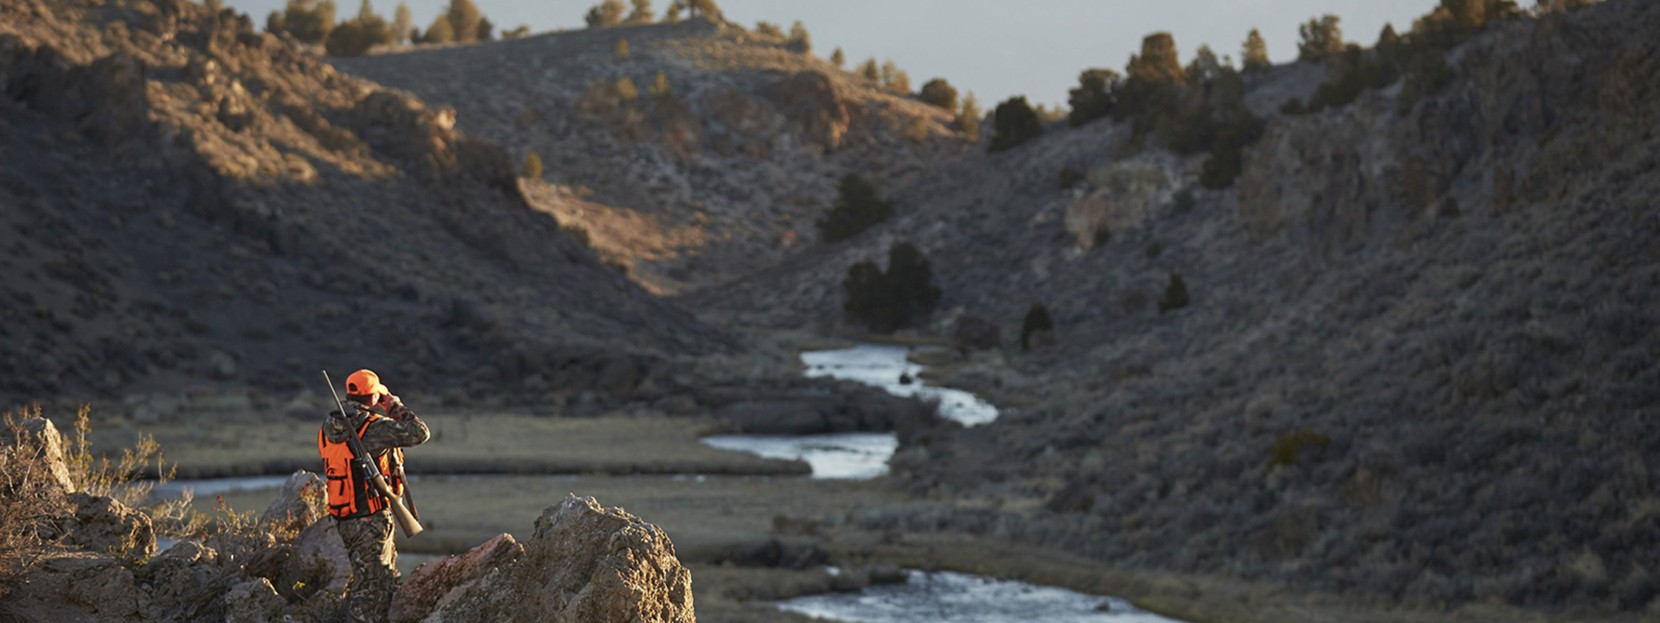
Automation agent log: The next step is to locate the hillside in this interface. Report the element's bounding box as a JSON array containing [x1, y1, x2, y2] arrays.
[[331, 19, 973, 295], [699, 0, 1660, 613], [0, 0, 728, 407]]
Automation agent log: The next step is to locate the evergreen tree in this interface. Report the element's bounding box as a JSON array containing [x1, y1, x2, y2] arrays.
[[957, 91, 981, 140], [1377, 23, 1401, 51], [918, 78, 958, 110], [786, 20, 811, 53], [393, 1, 412, 44], [988, 96, 1041, 152], [615, 38, 630, 58], [892, 70, 911, 94], [279, 0, 334, 43], [842, 242, 941, 332], [880, 60, 899, 88], [1297, 14, 1343, 60], [1066, 68, 1119, 127], [325, 0, 393, 56], [1127, 32, 1185, 84], [649, 71, 672, 98], [1242, 28, 1271, 73], [423, 14, 453, 42], [830, 47, 845, 68], [687, 0, 721, 21], [817, 173, 894, 243], [476, 17, 493, 41], [858, 58, 880, 82], [266, 10, 285, 35], [1021, 303, 1053, 351], [626, 0, 654, 24], [587, 0, 624, 27], [662, 0, 681, 22], [444, 0, 482, 43]]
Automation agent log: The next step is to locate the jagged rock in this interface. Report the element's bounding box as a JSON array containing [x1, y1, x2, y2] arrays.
[[389, 533, 522, 623], [260, 470, 326, 533], [4, 415, 75, 493], [426, 495, 693, 623], [59, 493, 155, 560], [223, 578, 285, 623], [279, 519, 351, 595]]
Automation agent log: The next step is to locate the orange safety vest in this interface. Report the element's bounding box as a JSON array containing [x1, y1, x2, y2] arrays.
[[317, 414, 405, 519]]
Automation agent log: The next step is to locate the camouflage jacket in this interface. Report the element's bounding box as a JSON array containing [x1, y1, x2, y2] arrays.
[[324, 402, 431, 456]]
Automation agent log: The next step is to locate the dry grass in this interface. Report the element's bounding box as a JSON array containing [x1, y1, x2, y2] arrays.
[[0, 409, 72, 598]]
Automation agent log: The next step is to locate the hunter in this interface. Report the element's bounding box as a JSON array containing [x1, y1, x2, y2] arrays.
[[319, 369, 430, 623]]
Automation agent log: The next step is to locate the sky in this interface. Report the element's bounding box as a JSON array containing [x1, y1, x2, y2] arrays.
[[222, 0, 1446, 106]]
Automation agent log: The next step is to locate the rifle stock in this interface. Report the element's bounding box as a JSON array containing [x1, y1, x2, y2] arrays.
[[324, 371, 424, 538]]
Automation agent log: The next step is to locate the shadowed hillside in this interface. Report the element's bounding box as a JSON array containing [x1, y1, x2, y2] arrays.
[[0, 0, 728, 406], [332, 19, 973, 294], [693, 0, 1660, 613]]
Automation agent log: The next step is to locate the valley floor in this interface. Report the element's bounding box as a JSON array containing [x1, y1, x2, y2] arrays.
[[161, 413, 1637, 623]]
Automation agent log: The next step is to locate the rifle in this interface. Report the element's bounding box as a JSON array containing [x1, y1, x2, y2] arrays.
[[323, 370, 423, 538]]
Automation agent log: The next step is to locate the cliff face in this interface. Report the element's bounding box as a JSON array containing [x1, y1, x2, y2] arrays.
[[332, 21, 972, 295], [0, 0, 728, 405]]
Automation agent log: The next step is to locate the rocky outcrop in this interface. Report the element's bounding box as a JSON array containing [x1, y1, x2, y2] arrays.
[[390, 533, 522, 623], [56, 493, 156, 560], [423, 495, 694, 623], [259, 471, 326, 534], [8, 415, 74, 494]]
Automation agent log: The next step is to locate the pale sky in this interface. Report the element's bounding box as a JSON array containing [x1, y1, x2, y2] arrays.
[[222, 0, 1446, 106]]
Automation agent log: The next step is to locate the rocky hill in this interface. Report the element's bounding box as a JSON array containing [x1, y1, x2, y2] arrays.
[[331, 19, 973, 295], [0, 0, 730, 407], [712, 0, 1657, 614]]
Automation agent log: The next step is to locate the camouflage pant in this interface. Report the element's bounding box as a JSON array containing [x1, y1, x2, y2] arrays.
[[336, 511, 398, 623]]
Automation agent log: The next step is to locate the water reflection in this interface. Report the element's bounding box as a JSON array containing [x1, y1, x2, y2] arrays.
[[701, 433, 896, 480]]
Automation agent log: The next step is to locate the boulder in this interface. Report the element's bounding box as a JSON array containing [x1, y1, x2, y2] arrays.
[[223, 578, 285, 623], [260, 470, 326, 534], [1, 551, 142, 622], [426, 495, 694, 623], [4, 414, 75, 493], [390, 533, 523, 623], [60, 493, 155, 560]]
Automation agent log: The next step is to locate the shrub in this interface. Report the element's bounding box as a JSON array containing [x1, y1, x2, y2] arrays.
[[1158, 272, 1189, 314], [275, 0, 336, 44], [626, 0, 654, 24], [754, 20, 783, 39], [1267, 428, 1331, 470], [858, 58, 880, 82], [816, 173, 893, 243], [648, 71, 671, 98], [1, 410, 71, 596], [829, 47, 845, 67], [501, 24, 530, 39], [918, 78, 958, 111], [988, 96, 1041, 152], [521, 151, 543, 179], [957, 92, 981, 140], [1020, 303, 1053, 351], [325, 1, 395, 57], [615, 76, 639, 100], [615, 38, 630, 59], [1067, 68, 1120, 127], [586, 0, 624, 27], [1297, 14, 1344, 61], [843, 242, 942, 332]]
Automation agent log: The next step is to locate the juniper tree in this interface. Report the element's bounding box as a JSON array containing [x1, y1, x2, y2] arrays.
[[830, 47, 845, 67], [1297, 14, 1343, 60], [918, 78, 958, 110], [786, 20, 811, 53], [1067, 68, 1119, 126], [445, 0, 483, 43], [1242, 28, 1270, 73], [858, 58, 880, 82], [522, 152, 544, 179], [817, 173, 894, 243], [988, 96, 1041, 152], [587, 0, 624, 27]]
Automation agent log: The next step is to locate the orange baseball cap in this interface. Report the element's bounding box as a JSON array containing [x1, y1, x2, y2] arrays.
[[344, 369, 388, 398]]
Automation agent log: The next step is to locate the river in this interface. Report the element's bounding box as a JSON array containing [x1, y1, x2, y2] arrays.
[[699, 343, 997, 479]]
